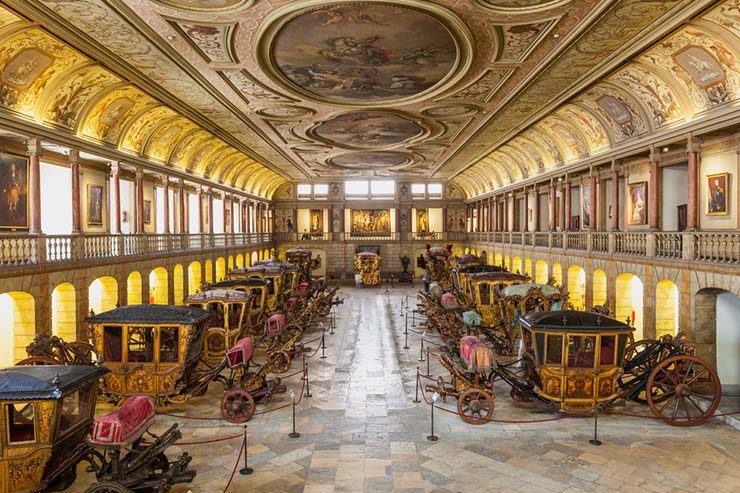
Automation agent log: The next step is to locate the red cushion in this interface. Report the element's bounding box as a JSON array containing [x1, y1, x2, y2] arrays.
[[90, 396, 155, 445], [265, 314, 285, 336], [227, 337, 254, 368]]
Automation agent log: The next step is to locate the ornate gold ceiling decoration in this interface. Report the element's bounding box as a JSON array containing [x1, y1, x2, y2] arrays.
[[309, 111, 427, 149], [258, 1, 473, 106], [475, 0, 573, 14], [150, 0, 253, 12], [328, 150, 412, 170]]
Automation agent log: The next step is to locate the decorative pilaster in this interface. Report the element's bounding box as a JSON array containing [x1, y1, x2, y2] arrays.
[[110, 162, 121, 234], [687, 137, 700, 231], [648, 147, 660, 230], [27, 137, 41, 234], [163, 176, 171, 234], [611, 160, 620, 231], [135, 167, 144, 234], [70, 150, 81, 234]]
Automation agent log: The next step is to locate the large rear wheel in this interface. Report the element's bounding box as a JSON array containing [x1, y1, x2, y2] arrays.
[[220, 389, 256, 423], [85, 482, 134, 493], [457, 387, 494, 425]]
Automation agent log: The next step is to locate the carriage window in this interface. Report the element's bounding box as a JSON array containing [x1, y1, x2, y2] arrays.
[[546, 335, 563, 364], [600, 336, 616, 365], [265, 279, 275, 295], [228, 303, 243, 329], [159, 327, 180, 363], [567, 335, 597, 368], [7, 403, 35, 443], [250, 288, 263, 307], [128, 327, 154, 363], [103, 326, 123, 362], [478, 284, 490, 305], [207, 302, 225, 327], [59, 387, 90, 435]]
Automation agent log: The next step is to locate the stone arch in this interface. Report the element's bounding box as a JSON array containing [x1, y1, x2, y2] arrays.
[[188, 261, 202, 295], [592, 269, 607, 307], [204, 259, 214, 284], [127, 271, 142, 305], [524, 258, 532, 278], [216, 257, 226, 282], [535, 260, 548, 285], [0, 291, 36, 366], [89, 276, 118, 315], [235, 254, 244, 268], [51, 283, 76, 341], [694, 288, 740, 392], [615, 273, 644, 338], [173, 264, 184, 305], [567, 265, 586, 310], [512, 256, 522, 275], [551, 262, 563, 287], [149, 267, 168, 304]]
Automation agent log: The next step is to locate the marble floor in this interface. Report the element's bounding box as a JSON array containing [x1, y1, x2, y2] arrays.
[[70, 286, 740, 493]]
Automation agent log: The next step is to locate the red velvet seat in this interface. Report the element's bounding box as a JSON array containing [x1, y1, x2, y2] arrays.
[[265, 314, 285, 336], [227, 337, 254, 368], [90, 396, 155, 446]]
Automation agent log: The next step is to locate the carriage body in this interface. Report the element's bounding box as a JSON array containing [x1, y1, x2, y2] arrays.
[[468, 272, 529, 326], [0, 365, 108, 493], [452, 263, 505, 302], [354, 252, 381, 286], [424, 246, 453, 289], [184, 289, 252, 363], [211, 279, 269, 332], [518, 311, 633, 413], [286, 248, 314, 284], [87, 306, 210, 403], [229, 266, 286, 311]]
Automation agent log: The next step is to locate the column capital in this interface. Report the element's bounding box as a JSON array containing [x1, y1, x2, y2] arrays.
[[26, 137, 41, 156], [687, 134, 701, 153], [109, 161, 121, 175], [135, 166, 143, 179], [68, 149, 80, 164], [649, 145, 661, 164]]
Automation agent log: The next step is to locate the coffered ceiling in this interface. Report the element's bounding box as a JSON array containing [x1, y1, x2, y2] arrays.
[[0, 0, 732, 198]]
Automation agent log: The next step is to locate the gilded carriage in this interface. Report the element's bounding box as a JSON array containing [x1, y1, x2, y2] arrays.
[[467, 271, 529, 325], [354, 252, 381, 286], [286, 248, 319, 285], [184, 289, 253, 363], [210, 279, 269, 331], [87, 305, 211, 404], [452, 264, 506, 301], [229, 264, 294, 311], [423, 244, 454, 290], [0, 366, 195, 493]]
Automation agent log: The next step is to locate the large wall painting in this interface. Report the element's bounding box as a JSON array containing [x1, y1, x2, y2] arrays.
[[707, 172, 729, 216], [351, 209, 390, 233], [310, 209, 323, 233], [87, 184, 103, 226], [627, 182, 647, 226], [269, 3, 459, 104], [0, 152, 28, 230]]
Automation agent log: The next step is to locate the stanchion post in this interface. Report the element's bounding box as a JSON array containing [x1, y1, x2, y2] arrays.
[[589, 406, 602, 446], [413, 367, 421, 403], [403, 310, 409, 349], [239, 425, 254, 475], [418, 332, 425, 362], [427, 393, 439, 442], [329, 311, 335, 335], [289, 390, 300, 439], [320, 330, 327, 359], [302, 351, 307, 380], [412, 309, 416, 327], [304, 363, 312, 398], [426, 346, 431, 377]]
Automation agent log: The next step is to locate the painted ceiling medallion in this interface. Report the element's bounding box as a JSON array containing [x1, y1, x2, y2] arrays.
[[474, 0, 571, 12], [256, 105, 314, 120], [149, 0, 252, 11], [262, 1, 472, 105], [329, 150, 410, 169], [312, 111, 425, 149], [422, 104, 478, 119]]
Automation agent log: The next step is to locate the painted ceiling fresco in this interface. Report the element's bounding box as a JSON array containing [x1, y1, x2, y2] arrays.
[[0, 0, 738, 199]]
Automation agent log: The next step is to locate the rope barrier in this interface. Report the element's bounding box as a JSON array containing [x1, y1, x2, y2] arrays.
[[223, 441, 245, 493], [178, 433, 242, 446]]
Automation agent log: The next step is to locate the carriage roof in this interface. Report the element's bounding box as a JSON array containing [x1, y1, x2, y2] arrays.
[[456, 254, 481, 264], [184, 289, 252, 303], [0, 365, 109, 400], [500, 283, 561, 298], [518, 310, 634, 333], [356, 252, 379, 257], [213, 278, 267, 288], [468, 272, 528, 283], [455, 264, 505, 274], [286, 248, 312, 255], [86, 305, 211, 325]]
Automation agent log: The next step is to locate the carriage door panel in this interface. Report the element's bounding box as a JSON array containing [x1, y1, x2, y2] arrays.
[[124, 326, 157, 396], [157, 326, 181, 395]]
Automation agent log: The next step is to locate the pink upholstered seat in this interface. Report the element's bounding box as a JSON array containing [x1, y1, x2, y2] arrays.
[[265, 313, 286, 336], [459, 336, 495, 371], [296, 283, 309, 295], [90, 396, 155, 446], [227, 337, 254, 368], [286, 297, 298, 309], [440, 293, 458, 309]]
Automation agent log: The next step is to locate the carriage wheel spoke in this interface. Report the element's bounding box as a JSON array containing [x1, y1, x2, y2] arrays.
[[680, 396, 692, 421], [685, 395, 706, 416], [670, 398, 680, 421], [685, 369, 709, 387], [658, 393, 677, 414], [681, 361, 694, 384]]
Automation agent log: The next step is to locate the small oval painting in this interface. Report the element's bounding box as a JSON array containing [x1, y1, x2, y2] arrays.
[[314, 111, 424, 148], [329, 151, 410, 169], [150, 0, 250, 11], [478, 0, 566, 9], [271, 3, 458, 103]]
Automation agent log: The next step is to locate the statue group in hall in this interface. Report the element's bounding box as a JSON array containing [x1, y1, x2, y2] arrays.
[[3, 249, 341, 493], [416, 249, 722, 427]]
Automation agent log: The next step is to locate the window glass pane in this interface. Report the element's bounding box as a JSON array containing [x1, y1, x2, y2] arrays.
[[428, 183, 443, 197], [7, 403, 34, 443], [345, 180, 368, 196], [159, 327, 179, 363], [297, 184, 311, 196], [104, 326, 123, 362], [371, 180, 394, 196], [478, 284, 490, 305], [546, 335, 563, 364], [411, 184, 425, 195], [128, 327, 154, 363], [59, 387, 90, 435], [228, 303, 244, 329], [567, 335, 596, 368], [600, 336, 615, 365], [313, 184, 328, 195]]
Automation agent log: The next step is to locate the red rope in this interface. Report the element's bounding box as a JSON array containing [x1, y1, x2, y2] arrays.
[[178, 433, 242, 446], [223, 440, 245, 493]]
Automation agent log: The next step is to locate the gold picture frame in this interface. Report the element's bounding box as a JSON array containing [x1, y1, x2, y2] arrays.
[[87, 184, 104, 226], [0, 151, 29, 230], [627, 181, 647, 226], [707, 172, 729, 216]]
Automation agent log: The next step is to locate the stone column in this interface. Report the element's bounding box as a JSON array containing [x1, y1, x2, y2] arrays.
[[135, 167, 144, 234], [69, 150, 81, 234], [687, 137, 700, 231], [27, 137, 42, 234], [208, 189, 214, 235], [241, 198, 248, 234], [491, 197, 497, 232], [110, 163, 121, 234], [564, 178, 571, 231], [611, 160, 620, 231], [532, 188, 540, 232], [549, 180, 556, 231], [198, 186, 205, 234], [589, 171, 598, 231], [162, 176, 171, 234], [178, 180, 187, 234], [523, 187, 529, 232], [648, 147, 660, 230]]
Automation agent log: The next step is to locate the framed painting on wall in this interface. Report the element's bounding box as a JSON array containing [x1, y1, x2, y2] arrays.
[[0, 151, 28, 230], [144, 199, 152, 224], [351, 209, 390, 233], [310, 209, 323, 233], [706, 172, 729, 215], [416, 208, 428, 233], [627, 181, 647, 225], [87, 184, 104, 226], [581, 184, 591, 229]]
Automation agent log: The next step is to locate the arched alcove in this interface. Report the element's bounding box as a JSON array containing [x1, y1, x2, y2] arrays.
[[615, 273, 643, 338], [567, 265, 586, 310], [51, 283, 76, 341], [89, 276, 118, 315], [149, 267, 168, 304], [0, 292, 36, 366]]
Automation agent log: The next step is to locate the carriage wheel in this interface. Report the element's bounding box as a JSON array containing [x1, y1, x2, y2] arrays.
[[267, 350, 292, 374], [66, 341, 96, 365], [84, 482, 134, 493], [220, 389, 256, 423], [15, 356, 59, 366], [457, 388, 494, 425], [646, 355, 721, 427]]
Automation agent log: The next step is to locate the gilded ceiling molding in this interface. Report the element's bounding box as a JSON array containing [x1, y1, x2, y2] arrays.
[[145, 0, 255, 14], [473, 0, 573, 15]]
